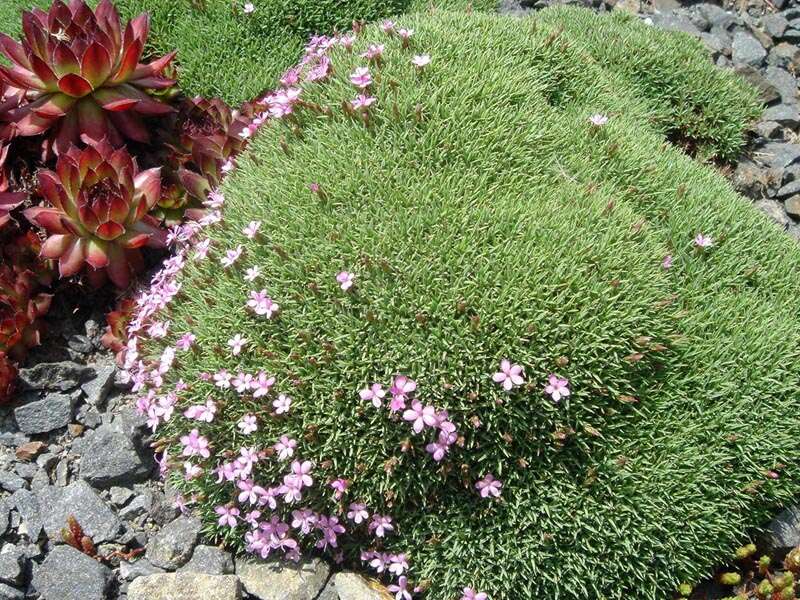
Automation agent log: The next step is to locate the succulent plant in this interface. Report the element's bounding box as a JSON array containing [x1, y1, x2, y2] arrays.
[[101, 296, 135, 364], [23, 139, 166, 288], [0, 352, 16, 405], [0, 192, 25, 228], [0, 0, 176, 154], [0, 252, 53, 362]]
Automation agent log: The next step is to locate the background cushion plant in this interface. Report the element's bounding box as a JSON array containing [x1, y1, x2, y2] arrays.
[[116, 6, 800, 600]]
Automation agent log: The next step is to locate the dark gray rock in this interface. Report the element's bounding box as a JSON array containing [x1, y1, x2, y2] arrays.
[[120, 558, 165, 581], [0, 499, 10, 538], [80, 364, 116, 408], [66, 335, 93, 355], [763, 13, 789, 38], [18, 362, 93, 392], [734, 65, 781, 104], [38, 481, 122, 543], [10, 489, 42, 540], [776, 179, 800, 199], [180, 545, 234, 576], [695, 3, 735, 30], [768, 42, 800, 70], [0, 583, 23, 600], [698, 32, 728, 56], [0, 472, 26, 494], [76, 424, 151, 489], [13, 394, 72, 435], [762, 104, 800, 127], [649, 12, 701, 36], [762, 506, 800, 554], [109, 487, 135, 507], [75, 404, 102, 429], [755, 199, 791, 228], [119, 492, 153, 521], [146, 516, 202, 570], [0, 547, 25, 586], [32, 546, 111, 600], [732, 31, 766, 66], [757, 142, 800, 170], [764, 66, 797, 105]]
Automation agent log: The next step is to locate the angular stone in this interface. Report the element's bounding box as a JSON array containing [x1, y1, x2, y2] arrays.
[[762, 104, 800, 127], [146, 516, 202, 570], [109, 487, 135, 507], [180, 545, 234, 575], [785, 195, 800, 217], [38, 481, 122, 543], [695, 3, 735, 30], [120, 492, 153, 520], [80, 364, 116, 408], [77, 424, 151, 489], [32, 546, 111, 600], [734, 65, 781, 104], [764, 66, 798, 105], [236, 558, 329, 600], [754, 199, 791, 228], [13, 394, 72, 435], [0, 583, 23, 600], [762, 506, 800, 554], [128, 573, 241, 600], [119, 558, 165, 581], [776, 179, 800, 199], [698, 32, 728, 55], [334, 572, 385, 600], [732, 31, 766, 66], [733, 160, 769, 198], [757, 142, 800, 169], [0, 472, 26, 493], [650, 12, 702, 36], [0, 547, 25, 586], [10, 489, 42, 540], [768, 42, 800, 70], [763, 13, 789, 38], [18, 362, 93, 392], [13, 442, 44, 462]]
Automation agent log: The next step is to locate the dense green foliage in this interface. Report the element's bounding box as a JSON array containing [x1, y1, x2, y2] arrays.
[[0, 0, 494, 105], [129, 7, 800, 600]]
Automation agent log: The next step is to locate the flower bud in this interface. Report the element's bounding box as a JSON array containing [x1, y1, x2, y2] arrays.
[[719, 572, 741, 586], [735, 543, 756, 560], [676, 583, 692, 597]]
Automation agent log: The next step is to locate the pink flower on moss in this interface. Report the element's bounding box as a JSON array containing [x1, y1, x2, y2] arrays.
[[381, 20, 395, 33], [347, 503, 369, 524], [213, 369, 232, 389], [662, 255, 673, 269], [403, 400, 437, 434], [388, 553, 409, 576], [274, 436, 297, 460], [544, 374, 570, 402], [389, 375, 416, 412], [181, 429, 210, 459], [228, 334, 248, 356], [291, 508, 317, 534], [289, 460, 314, 488], [492, 359, 524, 391], [426, 430, 455, 462], [369, 514, 394, 538], [694, 233, 714, 248], [397, 28, 414, 41], [176, 332, 196, 350], [588, 113, 608, 127], [359, 383, 386, 408], [330, 478, 349, 500], [350, 67, 372, 89], [315, 514, 346, 550], [412, 54, 431, 69], [238, 414, 258, 434], [184, 399, 217, 423], [215, 505, 240, 528], [243, 2, 255, 14], [336, 271, 355, 291], [252, 372, 276, 397], [475, 474, 503, 498], [360, 44, 384, 61], [244, 266, 261, 281], [273, 394, 292, 415], [247, 290, 279, 318], [461, 589, 488, 600], [388, 576, 412, 600], [351, 94, 377, 110], [183, 462, 202, 480], [221, 245, 244, 268], [243, 221, 261, 239], [233, 372, 253, 394]]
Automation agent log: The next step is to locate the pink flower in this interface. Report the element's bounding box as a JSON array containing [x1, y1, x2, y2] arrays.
[[215, 505, 240, 528], [244, 266, 261, 281], [397, 28, 414, 41], [221, 245, 244, 268], [544, 374, 570, 403], [147, 321, 169, 338], [426, 430, 456, 462], [347, 503, 369, 524], [213, 369, 232, 389], [244, 510, 261, 528], [339, 34, 355, 50], [193, 238, 212, 260], [381, 20, 395, 33], [369, 514, 394, 538], [252, 372, 276, 398], [402, 400, 438, 434], [243, 2, 255, 14], [228, 334, 248, 356], [280, 68, 300, 87], [289, 460, 314, 488], [388, 576, 412, 600], [360, 44, 384, 61], [238, 414, 258, 434], [388, 553, 409, 576], [588, 113, 608, 127], [492, 359, 524, 391], [180, 429, 210, 459], [330, 478, 349, 500], [694, 233, 714, 248], [350, 67, 372, 89], [336, 271, 355, 291], [184, 399, 217, 423], [243, 221, 261, 239], [183, 462, 202, 480], [238, 478, 267, 505], [461, 588, 488, 600], [274, 436, 297, 460], [351, 94, 377, 110], [389, 375, 416, 412], [662, 255, 673, 269], [412, 54, 431, 69], [205, 190, 225, 209], [273, 394, 292, 415], [291, 508, 317, 534], [176, 332, 196, 350], [475, 474, 503, 498], [359, 383, 386, 408], [247, 290, 279, 318], [315, 514, 346, 550], [233, 372, 253, 394]]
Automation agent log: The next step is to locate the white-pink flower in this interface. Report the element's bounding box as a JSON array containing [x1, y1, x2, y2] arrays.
[[402, 400, 438, 434], [588, 113, 609, 127], [274, 435, 297, 461], [238, 414, 258, 435], [461, 588, 488, 600], [273, 394, 292, 415], [244, 266, 261, 281], [351, 94, 377, 110], [412, 54, 431, 69], [247, 290, 279, 318], [544, 374, 570, 403], [694, 233, 714, 248], [243, 2, 255, 13], [350, 67, 372, 89], [228, 334, 248, 356], [475, 474, 503, 498], [216, 505, 240, 528], [243, 221, 261, 239], [359, 383, 386, 408], [492, 359, 524, 391], [336, 271, 355, 291], [221, 245, 243, 268]]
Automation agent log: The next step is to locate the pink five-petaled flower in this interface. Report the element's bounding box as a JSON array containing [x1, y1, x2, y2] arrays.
[[247, 290, 279, 318], [544, 374, 570, 403], [369, 514, 394, 538], [461, 588, 488, 600], [176, 332, 196, 350], [492, 359, 524, 391], [330, 479, 349, 500], [662, 255, 673, 269], [221, 245, 244, 268], [233, 372, 253, 394], [273, 394, 292, 415], [274, 436, 297, 461], [250, 371, 275, 398], [243, 2, 255, 13], [315, 514, 346, 550], [412, 54, 431, 69], [184, 399, 217, 423], [588, 113, 609, 127], [381, 20, 395, 33], [350, 67, 372, 89], [388, 554, 409, 576], [215, 505, 239, 528], [426, 430, 456, 462], [359, 383, 386, 408], [475, 474, 503, 498], [238, 414, 258, 434], [336, 271, 355, 291], [360, 44, 384, 61], [388, 576, 412, 600], [403, 400, 438, 434], [228, 334, 248, 356], [351, 94, 377, 111], [389, 375, 417, 412], [243, 221, 261, 239], [238, 478, 267, 505], [244, 266, 261, 281], [694, 233, 714, 248], [181, 429, 210, 459], [347, 503, 369, 524], [398, 28, 414, 42], [291, 508, 317, 534], [213, 369, 232, 389], [290, 461, 314, 488]]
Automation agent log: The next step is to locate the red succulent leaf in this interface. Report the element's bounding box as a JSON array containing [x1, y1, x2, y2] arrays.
[[58, 73, 93, 97], [81, 42, 112, 88]]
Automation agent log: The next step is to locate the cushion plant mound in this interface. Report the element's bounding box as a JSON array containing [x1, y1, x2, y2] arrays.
[[129, 7, 800, 600]]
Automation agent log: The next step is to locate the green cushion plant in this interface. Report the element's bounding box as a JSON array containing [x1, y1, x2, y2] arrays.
[[55, 5, 800, 600]]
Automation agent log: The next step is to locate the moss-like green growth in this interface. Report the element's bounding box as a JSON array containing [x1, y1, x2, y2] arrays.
[[128, 7, 792, 600]]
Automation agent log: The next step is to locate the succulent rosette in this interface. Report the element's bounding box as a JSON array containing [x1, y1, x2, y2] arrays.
[[0, 353, 17, 405], [23, 139, 166, 288], [0, 263, 52, 361], [0, 0, 176, 153]]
